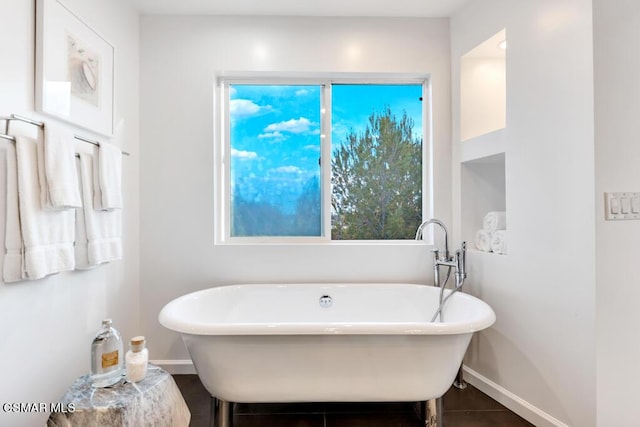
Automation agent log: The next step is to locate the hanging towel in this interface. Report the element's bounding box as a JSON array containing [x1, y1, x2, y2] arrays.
[[93, 142, 122, 210], [491, 230, 507, 255], [79, 154, 122, 266], [475, 229, 493, 252], [3, 142, 24, 282], [74, 158, 93, 270], [40, 122, 81, 209], [15, 136, 75, 279], [482, 211, 507, 234]]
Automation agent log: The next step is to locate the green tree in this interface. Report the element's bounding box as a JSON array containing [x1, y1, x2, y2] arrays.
[[331, 107, 422, 240]]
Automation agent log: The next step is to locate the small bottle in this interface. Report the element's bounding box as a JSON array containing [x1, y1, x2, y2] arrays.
[[90, 319, 124, 387], [125, 336, 148, 383]]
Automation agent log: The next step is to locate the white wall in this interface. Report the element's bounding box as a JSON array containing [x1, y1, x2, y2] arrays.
[[4, 2, 634, 425], [451, 0, 596, 426], [139, 16, 451, 362], [593, 1, 640, 425], [0, 1, 139, 426]]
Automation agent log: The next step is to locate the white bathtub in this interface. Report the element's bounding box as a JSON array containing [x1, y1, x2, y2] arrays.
[[159, 283, 495, 403]]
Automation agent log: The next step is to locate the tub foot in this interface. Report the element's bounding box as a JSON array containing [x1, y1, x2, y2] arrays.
[[210, 397, 233, 427], [453, 365, 467, 389], [421, 398, 443, 427]]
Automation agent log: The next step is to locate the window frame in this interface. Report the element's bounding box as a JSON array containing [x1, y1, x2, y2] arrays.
[[214, 73, 433, 245]]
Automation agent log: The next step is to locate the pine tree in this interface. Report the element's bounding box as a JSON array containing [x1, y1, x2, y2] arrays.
[[331, 107, 422, 240]]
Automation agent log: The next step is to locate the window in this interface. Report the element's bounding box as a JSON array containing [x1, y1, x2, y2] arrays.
[[217, 76, 429, 243]]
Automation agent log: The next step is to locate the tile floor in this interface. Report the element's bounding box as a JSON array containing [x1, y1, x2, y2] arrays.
[[173, 375, 535, 427]]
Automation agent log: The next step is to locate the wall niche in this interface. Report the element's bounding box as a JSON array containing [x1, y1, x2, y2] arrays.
[[461, 153, 506, 252], [460, 29, 506, 142]]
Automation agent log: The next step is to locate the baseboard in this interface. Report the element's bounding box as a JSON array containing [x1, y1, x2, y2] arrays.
[[152, 359, 196, 375], [462, 366, 569, 427]]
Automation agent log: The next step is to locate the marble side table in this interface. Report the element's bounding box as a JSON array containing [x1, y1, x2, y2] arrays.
[[47, 364, 191, 427]]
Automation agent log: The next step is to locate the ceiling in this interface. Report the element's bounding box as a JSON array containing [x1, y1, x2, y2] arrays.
[[133, 0, 470, 18]]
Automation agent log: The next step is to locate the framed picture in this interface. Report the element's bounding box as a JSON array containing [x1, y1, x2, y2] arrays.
[[36, 0, 114, 136]]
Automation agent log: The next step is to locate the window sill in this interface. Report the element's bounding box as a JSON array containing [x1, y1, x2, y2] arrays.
[[215, 238, 434, 247]]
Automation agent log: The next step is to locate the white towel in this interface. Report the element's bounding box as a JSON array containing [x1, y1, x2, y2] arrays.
[[16, 136, 75, 279], [74, 158, 93, 270], [482, 211, 507, 234], [79, 154, 122, 266], [3, 142, 24, 282], [93, 142, 122, 210], [40, 122, 81, 209], [491, 230, 507, 255], [475, 229, 493, 252]]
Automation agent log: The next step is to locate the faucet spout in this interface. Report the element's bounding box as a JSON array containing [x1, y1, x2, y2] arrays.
[[415, 218, 450, 261]]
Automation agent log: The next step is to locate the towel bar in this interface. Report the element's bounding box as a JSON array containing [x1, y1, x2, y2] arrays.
[[0, 114, 130, 156]]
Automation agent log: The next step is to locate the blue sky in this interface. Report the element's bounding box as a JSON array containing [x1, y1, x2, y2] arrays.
[[229, 83, 423, 213]]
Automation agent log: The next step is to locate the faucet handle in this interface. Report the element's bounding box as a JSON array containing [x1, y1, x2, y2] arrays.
[[431, 248, 440, 261], [456, 241, 467, 279]]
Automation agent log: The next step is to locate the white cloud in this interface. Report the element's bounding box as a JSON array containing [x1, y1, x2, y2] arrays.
[[263, 117, 315, 134], [230, 99, 271, 119], [295, 89, 309, 96], [231, 148, 258, 159], [258, 131, 285, 140], [304, 145, 320, 151], [272, 166, 301, 174]]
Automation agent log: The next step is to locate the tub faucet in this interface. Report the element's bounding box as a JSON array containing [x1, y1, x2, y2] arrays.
[[415, 219, 467, 283], [416, 218, 468, 390], [415, 218, 450, 261]]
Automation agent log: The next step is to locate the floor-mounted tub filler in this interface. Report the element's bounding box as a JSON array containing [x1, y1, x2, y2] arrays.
[[159, 282, 495, 427]]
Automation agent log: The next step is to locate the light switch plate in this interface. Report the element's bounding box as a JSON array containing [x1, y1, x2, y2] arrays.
[[605, 192, 640, 220]]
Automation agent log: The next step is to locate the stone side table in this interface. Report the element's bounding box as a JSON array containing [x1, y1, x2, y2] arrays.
[[47, 364, 190, 427]]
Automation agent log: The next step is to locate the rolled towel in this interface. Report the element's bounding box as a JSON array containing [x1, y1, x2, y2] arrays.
[[483, 211, 507, 234], [491, 230, 507, 255], [475, 229, 493, 252]]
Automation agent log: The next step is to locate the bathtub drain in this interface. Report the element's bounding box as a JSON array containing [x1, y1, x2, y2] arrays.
[[319, 295, 333, 308]]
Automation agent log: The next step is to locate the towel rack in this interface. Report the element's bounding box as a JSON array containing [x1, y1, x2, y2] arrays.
[[0, 114, 130, 156]]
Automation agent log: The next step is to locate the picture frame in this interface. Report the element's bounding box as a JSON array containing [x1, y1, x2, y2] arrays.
[[36, 0, 115, 136]]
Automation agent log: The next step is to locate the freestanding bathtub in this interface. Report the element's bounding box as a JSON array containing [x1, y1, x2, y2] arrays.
[[159, 283, 495, 426]]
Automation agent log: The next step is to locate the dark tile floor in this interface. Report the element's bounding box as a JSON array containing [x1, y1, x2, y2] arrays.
[[173, 375, 535, 427]]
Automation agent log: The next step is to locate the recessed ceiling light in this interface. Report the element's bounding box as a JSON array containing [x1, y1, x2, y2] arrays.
[[497, 40, 507, 50]]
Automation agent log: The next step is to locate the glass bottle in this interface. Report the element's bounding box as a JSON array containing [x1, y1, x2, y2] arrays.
[[125, 336, 148, 382], [90, 319, 123, 387]]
